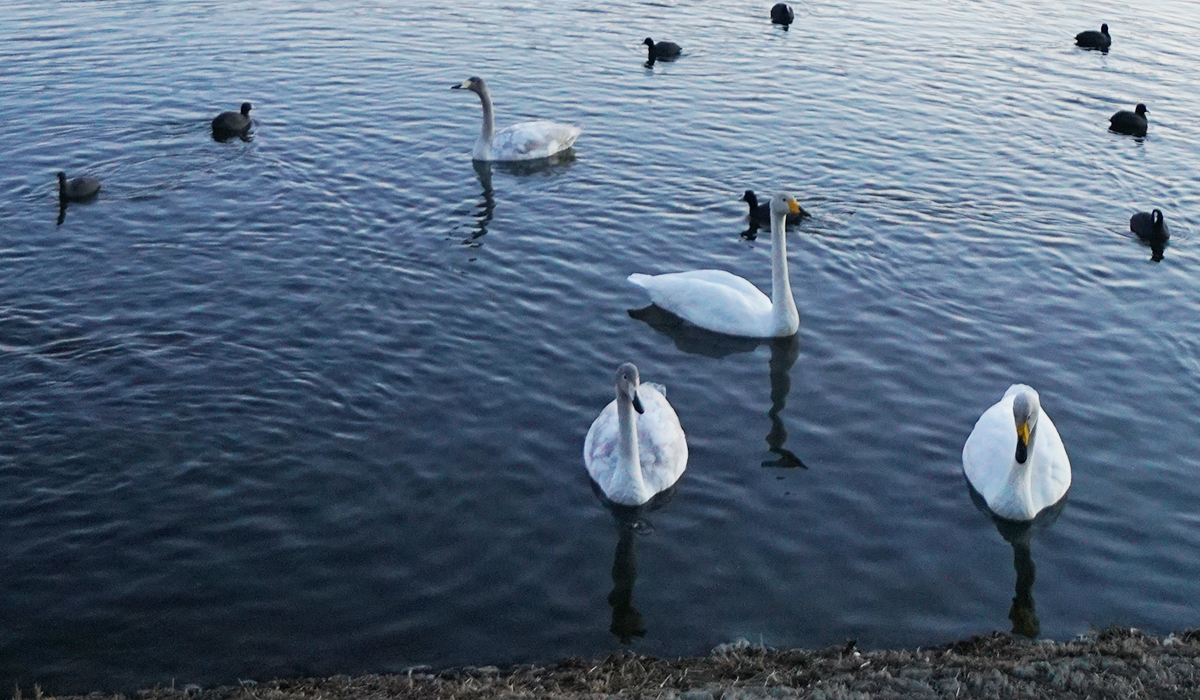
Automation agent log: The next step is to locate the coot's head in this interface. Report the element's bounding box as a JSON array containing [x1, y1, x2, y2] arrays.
[[1100, 23, 1109, 34], [240, 102, 252, 116], [643, 37, 655, 47], [1135, 103, 1148, 116]]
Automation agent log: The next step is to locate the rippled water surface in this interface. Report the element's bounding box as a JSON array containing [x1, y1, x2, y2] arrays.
[[3, 0, 1200, 692]]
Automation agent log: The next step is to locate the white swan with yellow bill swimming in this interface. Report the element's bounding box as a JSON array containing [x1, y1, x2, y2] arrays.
[[628, 192, 803, 338], [584, 363, 687, 507], [963, 384, 1071, 521]]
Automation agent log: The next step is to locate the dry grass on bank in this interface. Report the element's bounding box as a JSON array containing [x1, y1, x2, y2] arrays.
[[30, 627, 1200, 700]]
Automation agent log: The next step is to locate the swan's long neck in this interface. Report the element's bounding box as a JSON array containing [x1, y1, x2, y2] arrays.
[[615, 393, 648, 501], [998, 426, 1037, 519], [770, 209, 800, 335], [58, 175, 67, 199], [475, 83, 496, 156]]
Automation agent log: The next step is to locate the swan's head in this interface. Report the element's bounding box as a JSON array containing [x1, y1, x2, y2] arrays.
[[1011, 389, 1041, 464], [1135, 103, 1148, 116], [770, 192, 801, 217], [240, 102, 252, 116], [1153, 209, 1165, 227], [451, 77, 484, 94], [643, 38, 655, 47], [616, 362, 644, 414]]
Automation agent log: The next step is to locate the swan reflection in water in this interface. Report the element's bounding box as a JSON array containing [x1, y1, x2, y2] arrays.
[[460, 152, 576, 245], [966, 482, 1067, 638], [628, 306, 807, 469], [589, 481, 678, 643]]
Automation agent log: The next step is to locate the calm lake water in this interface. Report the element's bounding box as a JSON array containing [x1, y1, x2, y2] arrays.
[[3, 0, 1200, 692]]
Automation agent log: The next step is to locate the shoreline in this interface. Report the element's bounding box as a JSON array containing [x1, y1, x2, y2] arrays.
[[43, 627, 1200, 700]]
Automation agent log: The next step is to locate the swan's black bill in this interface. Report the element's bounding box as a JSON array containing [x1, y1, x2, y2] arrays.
[[632, 392, 644, 414]]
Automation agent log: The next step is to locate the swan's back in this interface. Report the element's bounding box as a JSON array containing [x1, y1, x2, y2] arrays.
[[584, 384, 687, 502], [484, 120, 581, 161], [628, 271, 773, 338]]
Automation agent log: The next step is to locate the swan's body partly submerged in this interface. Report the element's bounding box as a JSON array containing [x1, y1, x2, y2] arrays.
[[451, 77, 581, 162], [1109, 103, 1148, 136], [963, 385, 1071, 521], [584, 363, 688, 507], [1075, 23, 1111, 49], [629, 192, 802, 338]]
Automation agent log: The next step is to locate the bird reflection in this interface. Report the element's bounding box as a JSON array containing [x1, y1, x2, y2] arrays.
[[461, 153, 576, 245], [966, 482, 1066, 638], [627, 308, 806, 468], [1148, 241, 1166, 263], [590, 481, 677, 643], [466, 160, 496, 244]]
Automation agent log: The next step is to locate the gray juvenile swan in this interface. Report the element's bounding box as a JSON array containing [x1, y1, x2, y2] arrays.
[[451, 77, 581, 162], [1075, 23, 1111, 50], [584, 363, 688, 507], [1109, 103, 1148, 136], [630, 192, 803, 338], [963, 385, 1071, 521], [57, 171, 101, 201], [212, 102, 253, 136]]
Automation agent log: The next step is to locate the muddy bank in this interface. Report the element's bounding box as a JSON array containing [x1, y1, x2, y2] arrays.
[[43, 627, 1200, 700]]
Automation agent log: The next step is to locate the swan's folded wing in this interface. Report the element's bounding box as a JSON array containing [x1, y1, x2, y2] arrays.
[[636, 387, 688, 495], [492, 120, 581, 160], [1029, 413, 1071, 510], [628, 270, 772, 336], [583, 400, 620, 487], [961, 399, 1016, 501]]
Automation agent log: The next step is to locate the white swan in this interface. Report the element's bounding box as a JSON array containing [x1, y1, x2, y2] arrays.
[[628, 192, 802, 338], [451, 77, 581, 162], [584, 363, 688, 507], [962, 384, 1071, 521]]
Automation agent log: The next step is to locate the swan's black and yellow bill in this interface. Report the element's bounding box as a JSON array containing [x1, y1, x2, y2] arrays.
[[1014, 421, 1030, 463], [632, 391, 644, 415], [787, 198, 800, 214]]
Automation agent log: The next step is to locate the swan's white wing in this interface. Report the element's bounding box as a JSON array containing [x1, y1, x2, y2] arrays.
[[490, 120, 581, 161], [628, 270, 772, 337], [584, 399, 622, 495], [634, 385, 688, 496], [1028, 413, 1071, 512], [962, 395, 1017, 505]]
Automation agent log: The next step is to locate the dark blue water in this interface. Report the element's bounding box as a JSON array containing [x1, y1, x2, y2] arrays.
[[3, 0, 1200, 692]]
